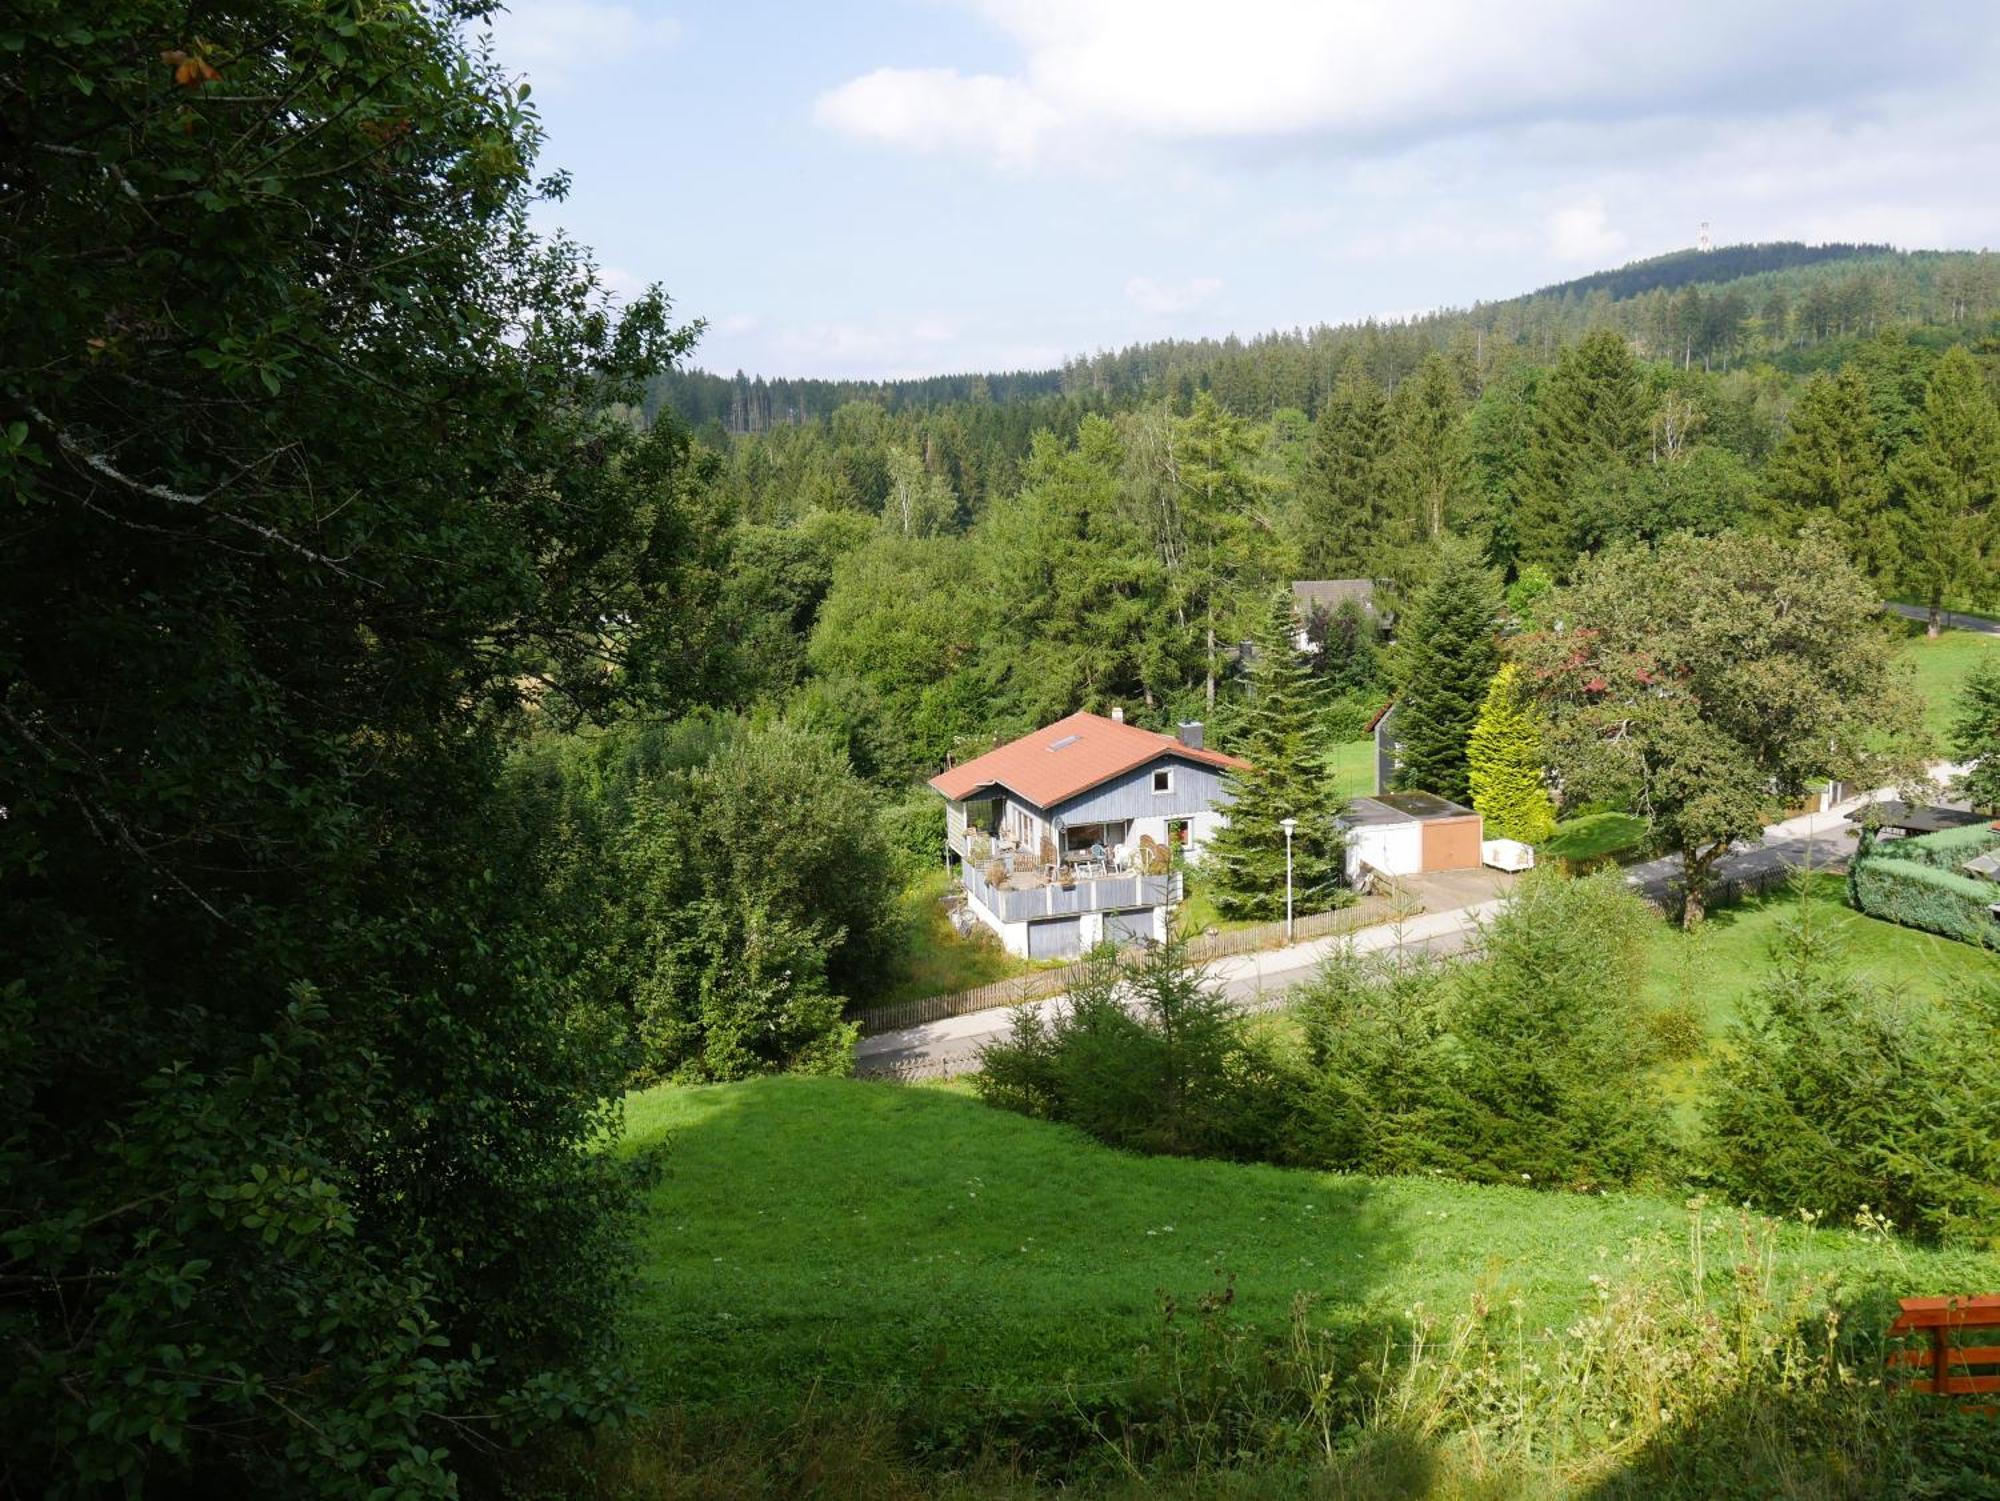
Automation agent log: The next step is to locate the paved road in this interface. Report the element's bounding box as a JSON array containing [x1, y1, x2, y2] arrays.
[[1884, 601, 2000, 635], [854, 900, 1504, 1080]]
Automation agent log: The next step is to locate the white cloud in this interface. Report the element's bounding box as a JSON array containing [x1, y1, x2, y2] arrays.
[[1545, 200, 1625, 263], [1124, 275, 1223, 315], [813, 68, 1060, 170], [815, 0, 1966, 169], [485, 1, 681, 93]]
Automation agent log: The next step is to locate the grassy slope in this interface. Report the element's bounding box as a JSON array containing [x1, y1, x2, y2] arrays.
[[622, 1076, 1994, 1413], [862, 869, 1035, 1008]]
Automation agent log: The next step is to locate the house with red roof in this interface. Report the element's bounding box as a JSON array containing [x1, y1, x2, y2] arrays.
[[929, 709, 1249, 958]]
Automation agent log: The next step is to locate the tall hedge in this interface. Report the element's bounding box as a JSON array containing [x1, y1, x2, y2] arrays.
[[1848, 825, 2000, 948]]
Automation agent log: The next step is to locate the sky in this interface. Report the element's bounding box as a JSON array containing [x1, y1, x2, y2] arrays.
[[483, 0, 2000, 382]]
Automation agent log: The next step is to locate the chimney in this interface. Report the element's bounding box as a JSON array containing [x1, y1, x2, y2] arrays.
[[1176, 720, 1204, 750], [1110, 706, 1124, 723]]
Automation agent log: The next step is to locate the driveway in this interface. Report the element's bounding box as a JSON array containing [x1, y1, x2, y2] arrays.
[[1620, 768, 1965, 908], [1884, 601, 2000, 635]]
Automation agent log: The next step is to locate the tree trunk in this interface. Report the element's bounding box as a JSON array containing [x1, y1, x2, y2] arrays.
[[1929, 593, 1943, 639], [1679, 844, 1721, 929]]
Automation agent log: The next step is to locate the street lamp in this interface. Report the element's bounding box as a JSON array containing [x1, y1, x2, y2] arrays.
[[1279, 817, 1298, 942]]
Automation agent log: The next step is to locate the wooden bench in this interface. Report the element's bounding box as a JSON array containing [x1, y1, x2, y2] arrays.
[[1887, 1295, 2000, 1397]]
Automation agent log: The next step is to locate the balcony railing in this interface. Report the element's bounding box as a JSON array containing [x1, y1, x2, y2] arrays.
[[959, 862, 1180, 923]]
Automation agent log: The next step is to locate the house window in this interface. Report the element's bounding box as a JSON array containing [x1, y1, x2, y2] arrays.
[[1152, 768, 1173, 795]]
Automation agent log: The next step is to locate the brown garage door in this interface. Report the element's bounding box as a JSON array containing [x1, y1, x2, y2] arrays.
[[1420, 814, 1483, 871]]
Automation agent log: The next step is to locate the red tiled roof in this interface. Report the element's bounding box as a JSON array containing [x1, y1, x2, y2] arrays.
[[929, 711, 1249, 810]]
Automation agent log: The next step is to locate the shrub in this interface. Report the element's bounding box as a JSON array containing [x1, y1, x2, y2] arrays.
[[1436, 871, 1669, 1189], [877, 786, 946, 884], [1542, 810, 1650, 868], [1643, 997, 1709, 1063], [975, 931, 1281, 1160], [1322, 689, 1385, 743], [1704, 905, 2000, 1246], [1285, 871, 1670, 1191], [1285, 950, 1454, 1173]]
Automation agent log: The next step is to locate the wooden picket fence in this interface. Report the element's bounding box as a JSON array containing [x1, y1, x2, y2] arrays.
[[850, 886, 1415, 1037]]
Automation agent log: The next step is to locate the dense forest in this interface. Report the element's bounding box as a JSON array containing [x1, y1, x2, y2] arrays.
[[648, 250, 2000, 783]]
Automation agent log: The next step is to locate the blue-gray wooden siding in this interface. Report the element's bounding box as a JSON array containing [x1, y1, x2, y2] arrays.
[[1051, 754, 1234, 825]]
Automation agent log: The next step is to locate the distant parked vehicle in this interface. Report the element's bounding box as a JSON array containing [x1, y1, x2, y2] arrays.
[[1481, 838, 1536, 873]]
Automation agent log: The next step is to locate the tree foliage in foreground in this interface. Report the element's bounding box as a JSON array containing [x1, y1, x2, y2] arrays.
[[1, 3, 714, 1490], [1517, 532, 1919, 924]]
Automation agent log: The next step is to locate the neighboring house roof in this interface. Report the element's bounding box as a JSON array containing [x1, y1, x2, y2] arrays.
[[1846, 800, 1989, 835], [1291, 579, 1377, 614], [1342, 792, 1475, 826], [930, 711, 1249, 811]]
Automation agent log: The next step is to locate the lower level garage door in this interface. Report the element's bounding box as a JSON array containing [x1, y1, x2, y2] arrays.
[[1105, 908, 1155, 946], [1026, 914, 1083, 959]]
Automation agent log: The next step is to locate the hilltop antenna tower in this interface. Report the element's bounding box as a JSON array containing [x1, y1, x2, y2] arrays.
[[1697, 221, 1712, 253]]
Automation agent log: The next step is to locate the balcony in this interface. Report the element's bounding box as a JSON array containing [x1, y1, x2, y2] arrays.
[[959, 860, 1180, 924]]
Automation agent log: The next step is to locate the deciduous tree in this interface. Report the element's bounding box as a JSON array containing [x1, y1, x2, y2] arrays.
[[1, 1, 716, 1487], [1517, 533, 1919, 924]]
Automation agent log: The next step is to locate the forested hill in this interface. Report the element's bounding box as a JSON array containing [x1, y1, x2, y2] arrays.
[[648, 243, 1988, 434], [1528, 241, 1891, 302]]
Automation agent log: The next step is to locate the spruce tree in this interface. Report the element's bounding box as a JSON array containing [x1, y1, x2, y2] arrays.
[[1391, 547, 1500, 803], [1891, 346, 2000, 636], [1466, 664, 1556, 842], [1298, 354, 1389, 578], [1949, 659, 2000, 812], [1386, 351, 1472, 547], [1205, 590, 1347, 920], [1512, 329, 1652, 572], [1762, 365, 1890, 571]]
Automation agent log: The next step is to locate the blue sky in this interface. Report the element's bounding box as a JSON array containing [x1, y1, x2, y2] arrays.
[[485, 0, 2000, 381]]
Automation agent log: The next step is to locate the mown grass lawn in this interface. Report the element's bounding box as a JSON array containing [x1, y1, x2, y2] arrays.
[[1326, 736, 1377, 799], [1642, 872, 2000, 1117], [1896, 618, 2000, 743], [621, 1075, 1995, 1415]]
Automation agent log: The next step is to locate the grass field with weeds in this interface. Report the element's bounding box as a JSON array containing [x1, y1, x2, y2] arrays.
[[606, 1075, 2000, 1497], [622, 1077, 1992, 1409]]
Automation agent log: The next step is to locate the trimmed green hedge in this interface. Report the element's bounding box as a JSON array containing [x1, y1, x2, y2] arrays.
[[1877, 821, 2000, 870], [1849, 823, 2000, 948]]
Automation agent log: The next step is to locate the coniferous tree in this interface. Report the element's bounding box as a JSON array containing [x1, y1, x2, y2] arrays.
[[1466, 664, 1556, 842], [1949, 660, 2000, 813], [1297, 354, 1389, 577], [1891, 346, 2000, 636], [1205, 590, 1346, 919], [1512, 329, 1652, 572], [1386, 351, 1472, 547], [1762, 366, 1890, 570], [1391, 548, 1501, 802]]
